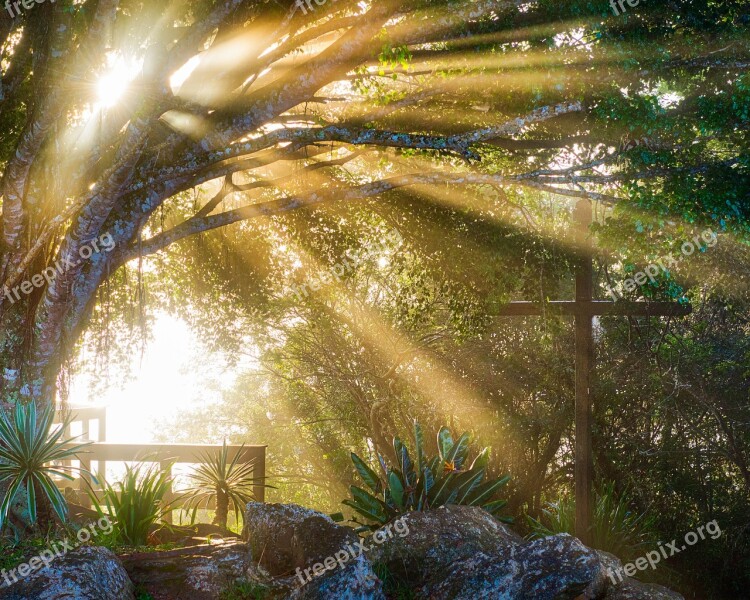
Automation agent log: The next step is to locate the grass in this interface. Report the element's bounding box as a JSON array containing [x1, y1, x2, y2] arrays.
[[219, 579, 271, 600], [134, 584, 155, 600], [373, 562, 416, 600], [0, 537, 49, 571]]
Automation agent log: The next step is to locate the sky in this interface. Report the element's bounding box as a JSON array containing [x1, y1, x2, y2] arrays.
[[67, 312, 234, 444]]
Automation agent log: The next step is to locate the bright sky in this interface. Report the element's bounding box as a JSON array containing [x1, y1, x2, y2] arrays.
[[68, 313, 234, 443]]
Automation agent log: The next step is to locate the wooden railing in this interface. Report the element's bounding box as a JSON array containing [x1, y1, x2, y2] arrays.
[[53, 407, 267, 523], [59, 442, 267, 523], [55, 405, 107, 443]]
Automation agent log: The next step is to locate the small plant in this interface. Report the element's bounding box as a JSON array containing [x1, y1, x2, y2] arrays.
[[94, 462, 176, 546], [134, 585, 155, 600], [0, 402, 92, 532], [527, 482, 657, 559], [373, 562, 416, 600], [343, 422, 511, 529], [183, 440, 269, 530], [219, 579, 270, 600]]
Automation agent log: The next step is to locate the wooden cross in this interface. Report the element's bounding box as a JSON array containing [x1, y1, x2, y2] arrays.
[[495, 199, 691, 545]]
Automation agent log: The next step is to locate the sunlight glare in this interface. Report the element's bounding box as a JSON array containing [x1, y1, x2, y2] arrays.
[[96, 54, 140, 108]]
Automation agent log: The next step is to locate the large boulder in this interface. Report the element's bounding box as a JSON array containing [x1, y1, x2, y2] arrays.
[[119, 541, 249, 600], [0, 545, 133, 600], [367, 504, 684, 600], [585, 550, 683, 600], [243, 502, 384, 599], [367, 504, 523, 588], [422, 534, 599, 599]]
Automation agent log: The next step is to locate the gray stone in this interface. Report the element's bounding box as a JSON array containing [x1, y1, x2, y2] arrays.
[[0, 546, 134, 600], [421, 533, 600, 599], [584, 549, 684, 600], [119, 541, 249, 600], [243, 502, 384, 599], [367, 504, 523, 590], [604, 578, 684, 600]]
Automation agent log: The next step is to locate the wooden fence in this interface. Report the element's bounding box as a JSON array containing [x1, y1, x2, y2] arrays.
[[53, 407, 267, 523]]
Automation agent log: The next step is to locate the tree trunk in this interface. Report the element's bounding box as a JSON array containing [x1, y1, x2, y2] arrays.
[[33, 478, 56, 533], [213, 485, 229, 529]]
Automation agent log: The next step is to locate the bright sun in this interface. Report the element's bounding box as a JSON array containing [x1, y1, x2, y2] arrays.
[[96, 54, 141, 108]]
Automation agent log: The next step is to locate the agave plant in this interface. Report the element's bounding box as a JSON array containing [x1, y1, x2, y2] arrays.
[[183, 440, 269, 529], [343, 422, 511, 529], [95, 461, 176, 546], [0, 402, 92, 532]]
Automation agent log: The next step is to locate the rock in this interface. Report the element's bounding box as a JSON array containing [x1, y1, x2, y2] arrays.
[[603, 579, 684, 600], [243, 502, 341, 576], [119, 541, 249, 600], [367, 504, 523, 588], [585, 550, 624, 599], [243, 502, 384, 599], [421, 533, 600, 599], [584, 549, 684, 600], [0, 546, 134, 600]]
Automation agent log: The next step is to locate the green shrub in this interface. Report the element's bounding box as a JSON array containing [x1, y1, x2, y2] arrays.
[[94, 462, 176, 546], [183, 440, 269, 530], [0, 402, 92, 531], [527, 482, 657, 560], [343, 422, 511, 529]]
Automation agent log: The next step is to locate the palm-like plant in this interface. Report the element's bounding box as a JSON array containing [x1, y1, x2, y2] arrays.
[[343, 422, 511, 530], [183, 440, 266, 529], [96, 462, 176, 546], [0, 402, 92, 532]]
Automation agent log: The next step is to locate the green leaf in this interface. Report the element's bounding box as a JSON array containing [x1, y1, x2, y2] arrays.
[[414, 421, 425, 474], [469, 447, 490, 471], [467, 475, 511, 506], [351, 452, 382, 494], [437, 427, 453, 462], [446, 432, 471, 468], [388, 471, 405, 508], [482, 499, 508, 515]]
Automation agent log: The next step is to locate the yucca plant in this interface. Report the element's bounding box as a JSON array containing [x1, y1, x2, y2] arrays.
[[95, 462, 176, 546], [527, 482, 657, 559], [183, 440, 269, 529], [0, 402, 92, 532], [343, 422, 511, 529]]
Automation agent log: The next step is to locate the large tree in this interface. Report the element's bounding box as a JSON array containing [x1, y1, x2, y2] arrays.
[[0, 0, 748, 410]]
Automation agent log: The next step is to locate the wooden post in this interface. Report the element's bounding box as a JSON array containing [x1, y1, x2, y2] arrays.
[[99, 409, 107, 442], [574, 199, 594, 545], [494, 199, 690, 546], [160, 459, 173, 525], [253, 446, 266, 503]]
